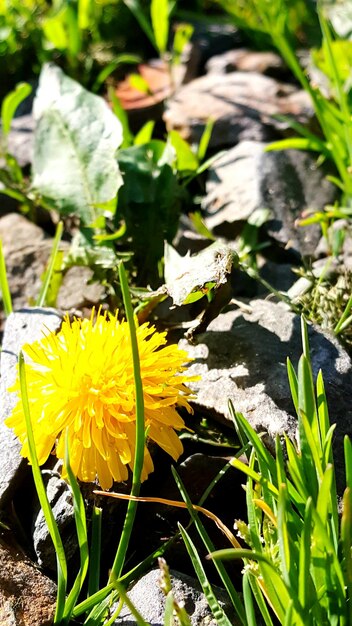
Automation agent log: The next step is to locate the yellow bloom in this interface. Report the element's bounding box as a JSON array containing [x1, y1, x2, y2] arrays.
[[6, 310, 194, 490]]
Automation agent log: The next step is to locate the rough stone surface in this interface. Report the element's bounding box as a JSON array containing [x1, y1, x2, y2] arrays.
[[180, 299, 352, 490], [0, 537, 56, 626], [32, 469, 75, 570], [202, 141, 337, 257], [112, 568, 237, 625], [0, 213, 68, 312], [0, 308, 62, 506], [206, 48, 286, 78], [57, 265, 105, 311], [164, 72, 314, 149], [184, 21, 244, 79], [5, 114, 34, 168]]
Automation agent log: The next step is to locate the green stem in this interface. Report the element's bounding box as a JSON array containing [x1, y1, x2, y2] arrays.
[[108, 262, 146, 581]]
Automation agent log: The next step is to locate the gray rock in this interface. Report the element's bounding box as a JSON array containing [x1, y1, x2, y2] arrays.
[[57, 265, 105, 311], [0, 213, 69, 312], [164, 72, 314, 149], [206, 48, 286, 79], [184, 21, 244, 80], [33, 470, 76, 570], [0, 308, 62, 506], [112, 568, 237, 625], [202, 141, 337, 257], [5, 114, 34, 168], [180, 299, 352, 491]]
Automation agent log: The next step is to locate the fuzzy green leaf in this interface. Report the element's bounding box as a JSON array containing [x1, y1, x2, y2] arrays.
[[32, 64, 123, 225]]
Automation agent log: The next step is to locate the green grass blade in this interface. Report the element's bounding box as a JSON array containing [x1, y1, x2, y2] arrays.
[[19, 351, 67, 624], [134, 120, 155, 146], [209, 548, 290, 622], [248, 575, 274, 626], [0, 238, 13, 316], [1, 82, 32, 137], [334, 294, 352, 335], [316, 370, 330, 451], [246, 454, 266, 554], [88, 506, 102, 598], [344, 436, 352, 490], [228, 403, 250, 457], [242, 571, 257, 626], [83, 590, 118, 625], [62, 430, 89, 621], [72, 584, 115, 618], [341, 487, 352, 623], [109, 261, 146, 581], [286, 357, 299, 415], [150, 0, 168, 55], [230, 411, 277, 479], [178, 524, 233, 626], [265, 137, 326, 153], [112, 581, 150, 626], [122, 0, 156, 49], [277, 484, 292, 589], [163, 592, 175, 626], [36, 221, 64, 307], [316, 464, 333, 525], [172, 467, 247, 625], [285, 437, 310, 502], [275, 435, 287, 489], [230, 457, 279, 499], [298, 498, 314, 615], [197, 118, 214, 162]]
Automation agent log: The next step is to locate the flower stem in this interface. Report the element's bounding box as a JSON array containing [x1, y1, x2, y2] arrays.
[[108, 262, 146, 581]]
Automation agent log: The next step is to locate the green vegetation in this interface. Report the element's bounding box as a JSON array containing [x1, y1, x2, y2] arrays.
[[2, 1, 352, 624]]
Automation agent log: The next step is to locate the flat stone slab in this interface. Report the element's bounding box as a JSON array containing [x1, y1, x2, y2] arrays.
[[113, 568, 238, 625], [202, 141, 336, 257], [0, 308, 62, 507], [180, 299, 352, 490], [164, 71, 313, 149]]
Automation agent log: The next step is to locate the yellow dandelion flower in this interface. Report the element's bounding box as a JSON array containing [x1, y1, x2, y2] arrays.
[[5, 310, 194, 490]]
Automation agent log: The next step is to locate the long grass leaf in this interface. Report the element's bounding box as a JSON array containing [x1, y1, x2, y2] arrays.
[[163, 592, 174, 626], [316, 464, 333, 525], [171, 467, 247, 625], [298, 498, 314, 614], [88, 506, 102, 598], [19, 351, 67, 623], [230, 457, 279, 499], [72, 584, 115, 618], [109, 262, 146, 581], [36, 221, 63, 307], [341, 487, 352, 623], [0, 238, 13, 315], [248, 575, 274, 626], [316, 370, 330, 450], [345, 436, 352, 490], [1, 82, 32, 137], [62, 431, 89, 620], [122, 0, 156, 49], [150, 0, 168, 55], [209, 549, 289, 622], [242, 571, 256, 626], [277, 484, 291, 589], [286, 358, 299, 415], [178, 524, 233, 626]]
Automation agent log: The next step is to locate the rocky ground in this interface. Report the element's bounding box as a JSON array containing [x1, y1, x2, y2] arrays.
[[1, 23, 352, 626]]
